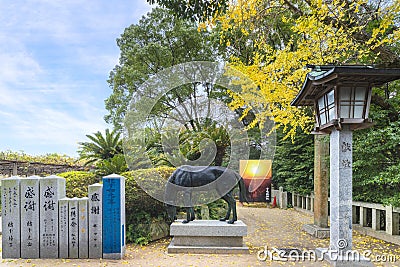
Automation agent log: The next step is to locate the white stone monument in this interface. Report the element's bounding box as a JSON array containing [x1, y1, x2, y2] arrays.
[[39, 175, 66, 258], [68, 197, 79, 258], [78, 197, 89, 258], [20, 176, 40, 258], [59, 197, 70, 259], [88, 183, 103, 258], [1, 176, 21, 258]]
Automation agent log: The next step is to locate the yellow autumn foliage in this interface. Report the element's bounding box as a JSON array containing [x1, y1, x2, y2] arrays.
[[203, 0, 400, 139]]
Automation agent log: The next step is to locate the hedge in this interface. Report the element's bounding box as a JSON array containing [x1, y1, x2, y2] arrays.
[[58, 171, 97, 198], [121, 167, 175, 244]]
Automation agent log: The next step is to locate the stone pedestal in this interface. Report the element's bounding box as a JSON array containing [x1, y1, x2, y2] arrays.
[[302, 224, 330, 239], [168, 220, 249, 254], [102, 174, 126, 259]]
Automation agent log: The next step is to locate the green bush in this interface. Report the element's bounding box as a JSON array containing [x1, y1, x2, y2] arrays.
[[121, 166, 175, 244], [58, 171, 97, 198]]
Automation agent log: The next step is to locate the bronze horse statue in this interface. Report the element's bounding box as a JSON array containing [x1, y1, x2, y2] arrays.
[[165, 166, 248, 224]]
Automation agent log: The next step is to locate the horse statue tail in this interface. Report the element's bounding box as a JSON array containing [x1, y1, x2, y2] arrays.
[[165, 169, 177, 205], [237, 174, 249, 204]]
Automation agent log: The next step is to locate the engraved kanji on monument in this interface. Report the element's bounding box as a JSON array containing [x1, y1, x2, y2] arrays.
[[78, 197, 89, 258], [68, 197, 79, 258], [39, 175, 66, 258], [20, 176, 40, 258], [88, 183, 103, 258], [58, 197, 70, 259], [102, 174, 126, 259], [1, 176, 21, 258]]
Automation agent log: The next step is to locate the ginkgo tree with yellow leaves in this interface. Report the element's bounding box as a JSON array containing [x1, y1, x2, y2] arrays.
[[208, 0, 400, 202], [205, 0, 400, 138]]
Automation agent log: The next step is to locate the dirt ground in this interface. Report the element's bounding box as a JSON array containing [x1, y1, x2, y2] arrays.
[[1, 205, 399, 266]]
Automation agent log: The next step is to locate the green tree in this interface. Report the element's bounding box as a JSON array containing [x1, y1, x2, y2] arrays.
[[147, 0, 227, 22], [106, 7, 254, 168], [353, 82, 400, 206], [78, 129, 123, 166], [105, 7, 218, 130], [272, 127, 314, 194]]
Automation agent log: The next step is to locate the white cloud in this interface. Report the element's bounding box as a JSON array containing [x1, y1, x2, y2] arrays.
[[0, 0, 153, 156]]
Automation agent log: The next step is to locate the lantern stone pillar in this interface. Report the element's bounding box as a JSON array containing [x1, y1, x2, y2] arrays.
[[329, 126, 353, 252], [316, 127, 372, 266]]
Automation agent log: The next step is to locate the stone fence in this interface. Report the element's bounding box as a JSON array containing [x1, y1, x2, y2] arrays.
[[1, 174, 125, 259], [291, 192, 400, 244], [271, 186, 288, 209]]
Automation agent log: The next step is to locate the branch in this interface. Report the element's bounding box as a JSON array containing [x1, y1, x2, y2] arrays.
[[282, 0, 303, 16]]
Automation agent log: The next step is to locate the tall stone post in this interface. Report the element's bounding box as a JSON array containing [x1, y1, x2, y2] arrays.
[[20, 176, 40, 258], [317, 126, 373, 266], [1, 176, 21, 258], [69, 197, 79, 259], [314, 134, 329, 228], [39, 175, 66, 258], [303, 135, 330, 239], [88, 183, 103, 259], [102, 174, 126, 259], [78, 197, 89, 258], [59, 197, 70, 259], [329, 126, 352, 252]]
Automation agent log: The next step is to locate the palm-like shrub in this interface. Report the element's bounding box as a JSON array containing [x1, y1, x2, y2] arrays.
[[78, 129, 123, 166]]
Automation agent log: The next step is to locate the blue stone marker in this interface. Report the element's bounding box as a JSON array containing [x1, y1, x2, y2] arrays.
[[102, 174, 125, 259]]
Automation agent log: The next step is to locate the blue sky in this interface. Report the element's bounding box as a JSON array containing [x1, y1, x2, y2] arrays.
[[0, 0, 153, 157]]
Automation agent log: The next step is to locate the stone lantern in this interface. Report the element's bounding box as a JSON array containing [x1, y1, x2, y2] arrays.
[[292, 65, 400, 266]]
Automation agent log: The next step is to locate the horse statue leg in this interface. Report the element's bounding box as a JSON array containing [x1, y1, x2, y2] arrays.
[[219, 194, 232, 222], [219, 192, 237, 224], [228, 193, 238, 224], [182, 190, 195, 223]]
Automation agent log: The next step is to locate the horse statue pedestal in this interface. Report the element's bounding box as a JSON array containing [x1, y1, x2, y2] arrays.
[[167, 220, 249, 254]]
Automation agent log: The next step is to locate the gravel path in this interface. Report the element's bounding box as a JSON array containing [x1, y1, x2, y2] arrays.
[[1, 205, 399, 266]]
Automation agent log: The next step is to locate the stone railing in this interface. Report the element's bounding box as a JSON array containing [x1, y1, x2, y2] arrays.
[[291, 192, 400, 242], [271, 186, 288, 209], [291, 192, 315, 212]]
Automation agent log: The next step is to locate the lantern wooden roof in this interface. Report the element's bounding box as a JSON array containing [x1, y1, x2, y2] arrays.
[[292, 65, 400, 107]]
